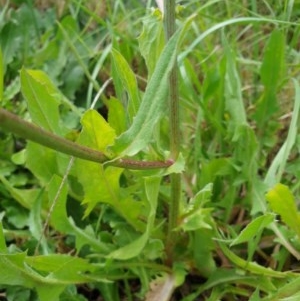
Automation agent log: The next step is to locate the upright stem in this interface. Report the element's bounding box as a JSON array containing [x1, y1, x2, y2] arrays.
[[164, 0, 181, 265]]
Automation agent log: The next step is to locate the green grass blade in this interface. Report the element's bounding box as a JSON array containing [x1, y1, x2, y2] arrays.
[[56, 17, 100, 91], [223, 34, 247, 136], [87, 44, 112, 108], [265, 78, 300, 186], [179, 17, 295, 62]]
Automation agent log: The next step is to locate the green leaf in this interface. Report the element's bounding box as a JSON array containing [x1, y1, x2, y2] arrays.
[[57, 16, 95, 99], [25, 254, 95, 283], [20, 69, 79, 185], [75, 110, 145, 229], [108, 177, 160, 260], [76, 163, 123, 217], [78, 109, 115, 157], [0, 47, 3, 100], [232, 125, 259, 179], [11, 149, 26, 165], [20, 68, 63, 134], [0, 212, 7, 252], [28, 189, 49, 253], [218, 239, 291, 278], [97, 283, 120, 301], [111, 49, 141, 123], [281, 292, 300, 301], [49, 175, 111, 253], [192, 229, 216, 277], [138, 9, 165, 78], [25, 142, 61, 185], [110, 26, 183, 157], [179, 17, 285, 62], [3, 76, 20, 103], [106, 97, 126, 136], [184, 183, 213, 215], [25, 141, 70, 186], [6, 286, 31, 301], [198, 158, 232, 188], [77, 164, 145, 229], [180, 208, 214, 232], [230, 213, 274, 246], [0, 174, 40, 209], [260, 30, 285, 90], [183, 268, 277, 301], [0, 252, 66, 301], [48, 175, 72, 233], [255, 30, 285, 126], [223, 35, 247, 135], [265, 79, 300, 187], [262, 277, 300, 301], [0, 11, 23, 66], [266, 183, 300, 237], [249, 289, 261, 301], [179, 184, 214, 232]]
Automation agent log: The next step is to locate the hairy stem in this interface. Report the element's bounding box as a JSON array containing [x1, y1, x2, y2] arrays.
[[0, 108, 172, 170], [164, 0, 181, 264]]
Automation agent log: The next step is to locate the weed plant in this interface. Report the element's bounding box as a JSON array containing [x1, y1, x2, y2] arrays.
[[0, 0, 300, 300]]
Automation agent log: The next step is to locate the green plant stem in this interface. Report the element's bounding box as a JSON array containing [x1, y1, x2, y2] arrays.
[[164, 0, 181, 265], [0, 108, 172, 170]]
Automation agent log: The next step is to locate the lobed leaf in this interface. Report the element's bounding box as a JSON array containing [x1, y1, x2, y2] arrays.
[[0, 252, 65, 301], [25, 254, 95, 283], [78, 109, 116, 157], [108, 177, 160, 260], [75, 109, 146, 229], [77, 162, 123, 217], [49, 175, 111, 253]]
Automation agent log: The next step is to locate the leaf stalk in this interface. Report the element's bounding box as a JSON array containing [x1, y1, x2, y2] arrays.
[[0, 108, 172, 170]]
